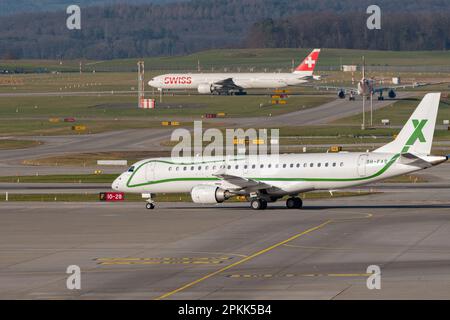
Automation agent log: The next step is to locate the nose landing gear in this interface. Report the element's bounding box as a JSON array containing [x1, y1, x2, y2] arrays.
[[143, 193, 155, 210]]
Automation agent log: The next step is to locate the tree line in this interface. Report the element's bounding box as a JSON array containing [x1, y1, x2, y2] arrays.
[[245, 12, 450, 51], [0, 0, 449, 60]]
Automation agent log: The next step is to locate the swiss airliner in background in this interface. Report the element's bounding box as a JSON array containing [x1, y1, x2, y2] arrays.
[[148, 49, 321, 95], [113, 93, 447, 210]]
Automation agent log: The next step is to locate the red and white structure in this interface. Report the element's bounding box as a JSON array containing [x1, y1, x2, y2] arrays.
[[139, 98, 156, 109]]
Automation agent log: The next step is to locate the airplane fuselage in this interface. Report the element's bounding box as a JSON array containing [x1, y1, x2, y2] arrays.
[[148, 72, 311, 90], [112, 152, 445, 195]]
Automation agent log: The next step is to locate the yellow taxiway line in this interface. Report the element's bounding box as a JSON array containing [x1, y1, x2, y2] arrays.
[[154, 219, 333, 300]]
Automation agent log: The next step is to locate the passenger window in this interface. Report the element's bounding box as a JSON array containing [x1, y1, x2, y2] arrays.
[[275, 164, 279, 168], [310, 163, 314, 167], [212, 165, 216, 170], [235, 165, 239, 169], [318, 163, 321, 167], [227, 165, 231, 169], [176, 167, 179, 171], [198, 166, 201, 170], [205, 166, 209, 170], [325, 163, 329, 167], [268, 164, 272, 168], [252, 164, 256, 169], [332, 163, 336, 167], [283, 164, 287, 168], [168, 167, 172, 171], [244, 165, 248, 169], [340, 162, 344, 167], [260, 164, 264, 168], [191, 166, 194, 170], [183, 166, 187, 171], [296, 163, 300, 168], [303, 163, 307, 168], [290, 163, 294, 168]]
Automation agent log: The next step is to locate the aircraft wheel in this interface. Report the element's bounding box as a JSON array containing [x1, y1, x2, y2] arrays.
[[261, 200, 268, 210], [251, 199, 267, 210], [294, 197, 303, 209], [146, 203, 155, 210], [286, 198, 296, 209], [286, 197, 303, 209]]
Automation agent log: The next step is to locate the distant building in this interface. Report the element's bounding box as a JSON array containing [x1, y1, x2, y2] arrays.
[[342, 65, 358, 72], [392, 77, 401, 84]]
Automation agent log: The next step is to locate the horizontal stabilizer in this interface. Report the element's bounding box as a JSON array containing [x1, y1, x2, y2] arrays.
[[399, 153, 433, 168]]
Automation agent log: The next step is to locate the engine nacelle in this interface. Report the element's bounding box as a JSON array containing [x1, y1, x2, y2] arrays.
[[190, 185, 231, 204], [388, 89, 396, 99], [338, 90, 346, 99], [197, 83, 213, 94]]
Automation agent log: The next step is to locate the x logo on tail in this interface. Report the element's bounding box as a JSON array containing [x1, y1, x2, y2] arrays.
[[406, 119, 427, 146]]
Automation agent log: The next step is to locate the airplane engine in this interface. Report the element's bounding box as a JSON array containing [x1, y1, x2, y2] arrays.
[[338, 90, 346, 99], [388, 89, 396, 99], [197, 83, 213, 94], [190, 185, 231, 204]]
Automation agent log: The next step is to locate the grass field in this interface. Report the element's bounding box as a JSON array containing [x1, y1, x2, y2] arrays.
[[0, 94, 332, 136], [0, 93, 331, 117], [22, 151, 170, 167], [0, 119, 168, 136], [333, 96, 450, 128], [3, 48, 450, 72], [0, 139, 41, 150], [0, 174, 118, 183]]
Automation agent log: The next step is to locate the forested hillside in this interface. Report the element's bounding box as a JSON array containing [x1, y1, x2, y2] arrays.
[[0, 0, 176, 16], [0, 0, 448, 60]]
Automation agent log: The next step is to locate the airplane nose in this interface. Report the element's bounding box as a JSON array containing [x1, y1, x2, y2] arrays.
[[112, 175, 124, 191]]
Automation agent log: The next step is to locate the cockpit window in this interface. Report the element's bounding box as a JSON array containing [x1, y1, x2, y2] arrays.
[[127, 166, 135, 172]]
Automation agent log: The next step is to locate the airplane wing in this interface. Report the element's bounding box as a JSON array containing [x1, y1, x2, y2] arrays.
[[314, 85, 358, 94], [213, 173, 273, 190], [372, 82, 426, 93], [213, 78, 243, 90]]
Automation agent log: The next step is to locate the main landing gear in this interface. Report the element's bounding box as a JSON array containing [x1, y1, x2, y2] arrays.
[[250, 197, 303, 210], [250, 198, 267, 210], [286, 197, 303, 209]]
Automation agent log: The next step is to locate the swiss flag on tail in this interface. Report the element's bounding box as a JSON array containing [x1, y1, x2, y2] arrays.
[[294, 49, 321, 73]]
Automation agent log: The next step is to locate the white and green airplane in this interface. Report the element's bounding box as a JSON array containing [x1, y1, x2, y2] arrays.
[[112, 93, 447, 210]]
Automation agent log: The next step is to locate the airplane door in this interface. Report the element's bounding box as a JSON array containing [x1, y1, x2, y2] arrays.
[[146, 162, 155, 182], [357, 154, 368, 177]]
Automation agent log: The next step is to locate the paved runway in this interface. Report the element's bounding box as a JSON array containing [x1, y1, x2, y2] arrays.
[[223, 93, 414, 127], [1, 184, 449, 300]]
